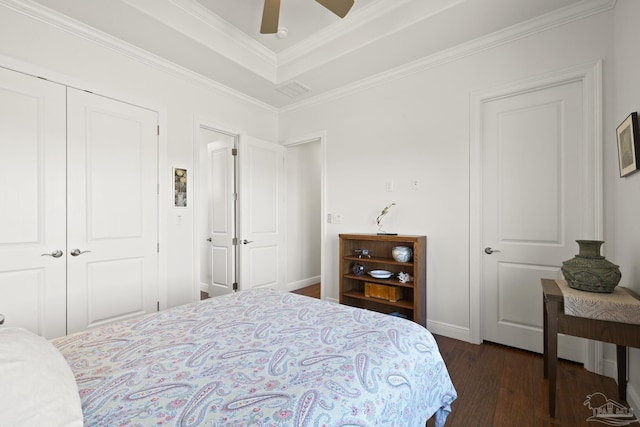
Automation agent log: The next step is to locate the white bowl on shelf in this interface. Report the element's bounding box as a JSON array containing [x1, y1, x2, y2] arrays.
[[368, 269, 393, 279]]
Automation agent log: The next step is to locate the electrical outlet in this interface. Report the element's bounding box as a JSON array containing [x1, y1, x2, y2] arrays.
[[411, 179, 419, 190], [385, 181, 394, 192]]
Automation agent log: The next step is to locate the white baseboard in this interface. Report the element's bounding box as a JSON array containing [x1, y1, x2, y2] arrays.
[[601, 357, 617, 380], [627, 383, 640, 415], [199, 282, 208, 293], [286, 276, 321, 292], [426, 319, 471, 343]]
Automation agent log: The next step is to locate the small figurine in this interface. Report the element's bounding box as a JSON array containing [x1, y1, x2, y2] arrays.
[[398, 272, 413, 283]]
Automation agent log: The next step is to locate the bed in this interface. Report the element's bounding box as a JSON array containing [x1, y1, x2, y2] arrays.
[[1, 288, 456, 426]]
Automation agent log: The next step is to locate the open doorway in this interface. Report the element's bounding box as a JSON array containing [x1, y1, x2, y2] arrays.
[[284, 134, 324, 298], [196, 125, 238, 299]]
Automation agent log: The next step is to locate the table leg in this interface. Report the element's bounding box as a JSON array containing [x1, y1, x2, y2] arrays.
[[547, 299, 559, 417], [617, 345, 627, 400], [543, 296, 548, 378]]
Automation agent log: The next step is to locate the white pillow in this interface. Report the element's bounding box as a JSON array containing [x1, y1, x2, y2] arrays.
[[0, 327, 83, 427]]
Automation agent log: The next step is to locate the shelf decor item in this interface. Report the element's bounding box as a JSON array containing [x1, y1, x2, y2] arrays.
[[561, 240, 621, 293], [392, 246, 412, 262], [376, 203, 397, 235], [351, 262, 365, 276]]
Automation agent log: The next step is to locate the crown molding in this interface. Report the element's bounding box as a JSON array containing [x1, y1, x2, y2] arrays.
[[278, 0, 416, 66], [150, 0, 278, 80], [0, 0, 278, 112], [277, 0, 466, 79], [280, 0, 616, 113]]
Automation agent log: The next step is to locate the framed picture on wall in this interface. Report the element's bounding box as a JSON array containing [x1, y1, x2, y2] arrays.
[[173, 167, 187, 207], [616, 112, 639, 177]]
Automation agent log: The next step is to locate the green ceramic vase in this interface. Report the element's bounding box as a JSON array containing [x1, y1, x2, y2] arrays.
[[561, 240, 621, 293]]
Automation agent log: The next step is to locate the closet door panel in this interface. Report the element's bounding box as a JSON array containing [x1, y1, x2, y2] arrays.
[[66, 88, 158, 333], [0, 68, 66, 338]]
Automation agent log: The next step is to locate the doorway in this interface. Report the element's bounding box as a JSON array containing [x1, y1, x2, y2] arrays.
[[195, 124, 287, 300], [283, 133, 325, 299], [197, 126, 238, 298], [469, 62, 603, 368]]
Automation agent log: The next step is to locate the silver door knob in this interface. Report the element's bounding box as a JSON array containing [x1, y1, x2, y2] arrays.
[[206, 237, 212, 242], [41, 250, 63, 258], [484, 247, 501, 254], [242, 240, 254, 245], [70, 249, 91, 256]]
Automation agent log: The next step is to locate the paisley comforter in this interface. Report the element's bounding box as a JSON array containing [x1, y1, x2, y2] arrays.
[[52, 289, 456, 426]]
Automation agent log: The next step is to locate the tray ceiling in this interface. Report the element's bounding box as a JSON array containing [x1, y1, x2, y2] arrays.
[[23, 0, 606, 108]]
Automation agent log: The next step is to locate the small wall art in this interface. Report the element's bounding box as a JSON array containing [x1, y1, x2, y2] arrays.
[[173, 167, 187, 207], [616, 112, 639, 177]]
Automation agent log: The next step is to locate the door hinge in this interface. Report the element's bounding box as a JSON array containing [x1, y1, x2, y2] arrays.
[[157, 125, 160, 136], [157, 301, 160, 311], [232, 237, 238, 246], [232, 148, 238, 156], [157, 242, 160, 252], [233, 282, 238, 291], [157, 183, 160, 195], [232, 192, 238, 201]]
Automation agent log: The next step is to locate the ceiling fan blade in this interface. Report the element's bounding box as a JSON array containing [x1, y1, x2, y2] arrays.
[[316, 0, 354, 18], [260, 0, 280, 34]]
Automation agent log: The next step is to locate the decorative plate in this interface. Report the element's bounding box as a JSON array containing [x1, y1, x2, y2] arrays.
[[368, 270, 393, 279]]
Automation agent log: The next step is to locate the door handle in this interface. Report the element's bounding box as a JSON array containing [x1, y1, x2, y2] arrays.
[[206, 238, 212, 242], [242, 240, 253, 245], [41, 250, 63, 258], [70, 249, 91, 257], [484, 247, 501, 254]]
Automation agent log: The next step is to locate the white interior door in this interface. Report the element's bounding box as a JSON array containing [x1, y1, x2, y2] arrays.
[[481, 78, 597, 362], [205, 139, 236, 297], [0, 68, 67, 339], [238, 135, 285, 291], [66, 88, 159, 333]]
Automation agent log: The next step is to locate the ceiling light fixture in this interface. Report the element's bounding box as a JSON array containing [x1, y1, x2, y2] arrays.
[[276, 27, 288, 39]]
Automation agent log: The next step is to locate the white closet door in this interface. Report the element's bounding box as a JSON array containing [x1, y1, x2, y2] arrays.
[[0, 68, 67, 339], [66, 89, 158, 333]]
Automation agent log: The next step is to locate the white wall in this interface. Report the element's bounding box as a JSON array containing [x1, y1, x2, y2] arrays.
[[609, 0, 640, 412], [285, 140, 322, 290], [0, 4, 277, 308], [279, 12, 613, 337]]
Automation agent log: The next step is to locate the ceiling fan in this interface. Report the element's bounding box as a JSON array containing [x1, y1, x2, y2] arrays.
[[260, 0, 355, 34]]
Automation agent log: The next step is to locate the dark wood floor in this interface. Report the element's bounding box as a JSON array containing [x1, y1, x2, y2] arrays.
[[428, 335, 627, 427], [203, 284, 627, 426], [200, 284, 320, 301], [290, 283, 321, 299]]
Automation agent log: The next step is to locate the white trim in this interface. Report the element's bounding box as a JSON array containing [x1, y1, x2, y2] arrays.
[[628, 381, 640, 417], [125, 0, 277, 79], [281, 0, 615, 113], [282, 131, 327, 300], [286, 276, 322, 292], [0, 0, 278, 113], [469, 61, 604, 369], [0, 0, 614, 112], [426, 320, 470, 343]]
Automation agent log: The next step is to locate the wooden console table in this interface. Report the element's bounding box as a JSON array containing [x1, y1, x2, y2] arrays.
[[542, 278, 640, 417]]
